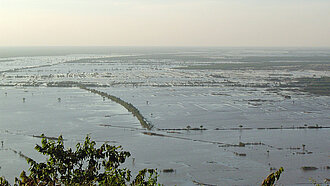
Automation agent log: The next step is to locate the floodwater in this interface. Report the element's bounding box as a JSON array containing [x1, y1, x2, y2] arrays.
[[0, 47, 329, 185]]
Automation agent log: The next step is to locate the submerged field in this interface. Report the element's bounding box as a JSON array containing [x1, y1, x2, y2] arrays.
[[0, 47, 329, 185]]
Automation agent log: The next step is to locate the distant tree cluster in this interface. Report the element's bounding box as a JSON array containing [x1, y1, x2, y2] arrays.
[[81, 86, 153, 130]]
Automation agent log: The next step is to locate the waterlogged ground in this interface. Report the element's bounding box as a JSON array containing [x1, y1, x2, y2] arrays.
[[98, 86, 330, 185], [0, 47, 329, 185]]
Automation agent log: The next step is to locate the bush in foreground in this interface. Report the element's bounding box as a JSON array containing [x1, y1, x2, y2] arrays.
[[0, 135, 285, 186], [261, 167, 283, 186], [1, 135, 158, 186]]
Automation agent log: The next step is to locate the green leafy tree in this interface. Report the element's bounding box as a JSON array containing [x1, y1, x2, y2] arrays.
[[261, 167, 284, 186], [2, 134, 158, 186], [0, 177, 10, 186], [1, 134, 286, 185]]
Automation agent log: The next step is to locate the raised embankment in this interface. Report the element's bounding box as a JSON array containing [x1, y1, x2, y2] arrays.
[[80, 86, 153, 130]]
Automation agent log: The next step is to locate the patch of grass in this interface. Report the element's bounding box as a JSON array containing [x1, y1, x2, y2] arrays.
[[291, 76, 330, 96], [301, 166, 318, 171], [175, 62, 330, 71], [162, 169, 175, 173]]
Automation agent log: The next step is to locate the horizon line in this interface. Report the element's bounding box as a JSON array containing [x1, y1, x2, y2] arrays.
[[1, 45, 330, 48]]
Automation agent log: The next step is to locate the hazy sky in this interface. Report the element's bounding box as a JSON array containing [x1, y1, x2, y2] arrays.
[[0, 0, 330, 47]]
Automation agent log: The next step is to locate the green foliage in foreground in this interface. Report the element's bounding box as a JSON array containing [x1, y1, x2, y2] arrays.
[[1, 135, 158, 186], [261, 167, 284, 186], [0, 177, 10, 186], [0, 135, 286, 186]]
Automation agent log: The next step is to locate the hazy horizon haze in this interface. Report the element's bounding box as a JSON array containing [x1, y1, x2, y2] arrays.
[[1, 0, 330, 47]]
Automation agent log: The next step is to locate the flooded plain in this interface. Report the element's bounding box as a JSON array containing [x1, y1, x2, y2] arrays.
[[0, 47, 329, 185]]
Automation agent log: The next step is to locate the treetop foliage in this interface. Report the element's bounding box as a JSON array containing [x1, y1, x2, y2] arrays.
[[1, 134, 158, 186]]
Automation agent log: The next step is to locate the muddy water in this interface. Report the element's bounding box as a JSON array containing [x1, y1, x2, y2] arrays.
[[0, 47, 329, 185]]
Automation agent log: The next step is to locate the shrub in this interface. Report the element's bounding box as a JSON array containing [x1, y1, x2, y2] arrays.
[[2, 134, 158, 186]]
